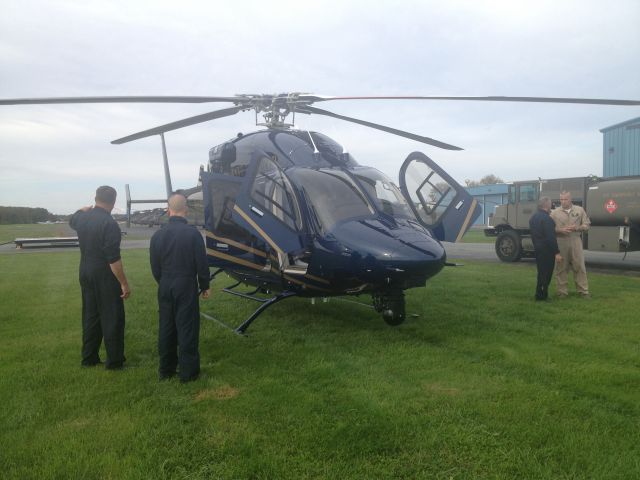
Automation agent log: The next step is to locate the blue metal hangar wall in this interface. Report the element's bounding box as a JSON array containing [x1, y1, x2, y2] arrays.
[[601, 116, 640, 177], [464, 184, 509, 226]]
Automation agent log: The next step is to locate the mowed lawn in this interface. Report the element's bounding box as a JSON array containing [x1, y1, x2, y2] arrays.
[[1, 247, 639, 479], [0, 223, 75, 244], [460, 228, 495, 244]]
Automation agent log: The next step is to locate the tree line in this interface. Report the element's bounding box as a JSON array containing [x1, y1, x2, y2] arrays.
[[464, 174, 504, 187], [0, 206, 57, 224]]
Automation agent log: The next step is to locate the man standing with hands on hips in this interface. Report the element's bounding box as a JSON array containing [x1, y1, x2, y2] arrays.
[[551, 191, 591, 298], [150, 192, 210, 383]]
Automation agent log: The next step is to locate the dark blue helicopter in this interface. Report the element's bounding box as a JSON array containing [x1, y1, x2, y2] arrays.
[[3, 92, 639, 332], [200, 129, 479, 332]]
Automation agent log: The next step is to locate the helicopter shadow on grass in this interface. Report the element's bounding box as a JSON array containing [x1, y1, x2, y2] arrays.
[[199, 279, 488, 349], [201, 287, 379, 336]]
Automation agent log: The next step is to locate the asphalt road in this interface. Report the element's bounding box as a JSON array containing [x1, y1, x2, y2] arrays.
[[2, 226, 639, 275], [443, 242, 640, 275]]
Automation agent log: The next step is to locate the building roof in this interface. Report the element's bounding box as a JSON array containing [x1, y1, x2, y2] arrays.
[[600, 116, 640, 133]]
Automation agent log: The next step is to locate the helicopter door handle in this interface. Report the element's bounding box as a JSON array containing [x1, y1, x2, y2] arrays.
[[250, 206, 264, 217]]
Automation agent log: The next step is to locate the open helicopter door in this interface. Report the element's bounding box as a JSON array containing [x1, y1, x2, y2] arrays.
[[202, 146, 309, 280], [202, 172, 272, 272], [231, 153, 309, 274], [399, 152, 481, 242]]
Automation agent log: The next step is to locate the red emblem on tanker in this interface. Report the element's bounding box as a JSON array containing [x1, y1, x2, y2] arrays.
[[605, 199, 617, 214]]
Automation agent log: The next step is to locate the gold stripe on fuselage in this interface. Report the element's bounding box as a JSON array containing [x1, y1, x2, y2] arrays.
[[233, 205, 285, 257], [206, 248, 266, 271], [204, 230, 268, 258], [304, 273, 331, 285], [229, 205, 333, 290], [455, 198, 478, 243], [207, 248, 333, 292], [283, 274, 333, 293]]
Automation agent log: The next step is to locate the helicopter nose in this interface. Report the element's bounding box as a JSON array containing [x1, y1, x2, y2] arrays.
[[326, 219, 446, 284], [386, 232, 446, 278]]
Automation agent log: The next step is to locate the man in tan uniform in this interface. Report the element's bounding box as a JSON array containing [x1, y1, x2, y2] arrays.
[[550, 191, 591, 297]]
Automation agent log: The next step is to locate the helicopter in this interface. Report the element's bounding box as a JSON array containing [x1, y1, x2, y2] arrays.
[[2, 93, 639, 333]]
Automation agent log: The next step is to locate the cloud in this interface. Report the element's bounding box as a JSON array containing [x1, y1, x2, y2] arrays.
[[1, 0, 638, 213]]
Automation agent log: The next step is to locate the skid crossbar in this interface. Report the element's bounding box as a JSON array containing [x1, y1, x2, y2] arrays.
[[202, 280, 298, 334], [234, 291, 298, 334]]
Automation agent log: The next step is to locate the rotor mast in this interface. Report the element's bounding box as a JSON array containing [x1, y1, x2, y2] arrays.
[[247, 93, 304, 128]]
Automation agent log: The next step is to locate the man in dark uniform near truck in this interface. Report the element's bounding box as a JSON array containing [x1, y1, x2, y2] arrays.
[[529, 196, 563, 301], [70, 185, 131, 369], [150, 192, 210, 383]]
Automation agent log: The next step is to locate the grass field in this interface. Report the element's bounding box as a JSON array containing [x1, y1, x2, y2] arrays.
[[0, 223, 154, 244], [460, 228, 495, 244], [1, 246, 639, 479], [0, 223, 75, 244]]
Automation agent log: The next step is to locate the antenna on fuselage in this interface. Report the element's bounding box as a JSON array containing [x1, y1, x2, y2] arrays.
[[306, 130, 319, 153]]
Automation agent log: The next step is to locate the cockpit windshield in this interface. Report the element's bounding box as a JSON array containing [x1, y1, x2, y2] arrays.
[[353, 167, 415, 218], [289, 168, 374, 232]]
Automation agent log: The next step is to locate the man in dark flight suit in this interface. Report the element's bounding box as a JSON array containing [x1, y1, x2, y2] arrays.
[[529, 196, 563, 301], [70, 185, 131, 369], [150, 193, 210, 383]]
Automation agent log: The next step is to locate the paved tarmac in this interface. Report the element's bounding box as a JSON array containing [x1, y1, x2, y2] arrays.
[[0, 225, 157, 254], [443, 242, 640, 276], [2, 226, 639, 275]]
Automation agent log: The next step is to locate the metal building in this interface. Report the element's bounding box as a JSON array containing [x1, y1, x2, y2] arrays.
[[601, 116, 640, 177], [464, 184, 509, 226]]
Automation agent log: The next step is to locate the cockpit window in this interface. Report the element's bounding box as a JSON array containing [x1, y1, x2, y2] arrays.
[[291, 168, 374, 232], [251, 157, 302, 231], [309, 132, 347, 164], [285, 131, 358, 167], [353, 168, 415, 218], [403, 160, 456, 226]]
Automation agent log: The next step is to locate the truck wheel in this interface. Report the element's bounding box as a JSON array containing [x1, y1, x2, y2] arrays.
[[495, 230, 522, 262]]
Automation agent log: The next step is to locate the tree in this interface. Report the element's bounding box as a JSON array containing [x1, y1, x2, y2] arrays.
[[0, 206, 56, 224], [464, 174, 504, 187]]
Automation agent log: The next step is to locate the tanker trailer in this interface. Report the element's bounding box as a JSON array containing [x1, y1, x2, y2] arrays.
[[486, 175, 640, 261], [585, 177, 640, 252]]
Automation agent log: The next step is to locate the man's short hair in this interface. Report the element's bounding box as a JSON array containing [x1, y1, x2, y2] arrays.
[[559, 190, 572, 199], [95, 186, 117, 205], [538, 196, 551, 209], [168, 192, 188, 214]]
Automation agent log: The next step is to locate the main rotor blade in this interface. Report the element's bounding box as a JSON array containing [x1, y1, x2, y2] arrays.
[[306, 95, 640, 107], [3, 94, 639, 107], [0, 96, 240, 105], [111, 106, 246, 144], [299, 105, 463, 150]]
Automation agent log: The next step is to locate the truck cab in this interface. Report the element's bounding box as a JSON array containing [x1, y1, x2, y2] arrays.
[[486, 177, 588, 261]]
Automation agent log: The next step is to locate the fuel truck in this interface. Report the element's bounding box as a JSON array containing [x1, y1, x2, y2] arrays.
[[484, 175, 640, 261]]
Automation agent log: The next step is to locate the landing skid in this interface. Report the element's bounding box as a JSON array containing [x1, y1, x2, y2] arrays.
[[201, 278, 297, 335]]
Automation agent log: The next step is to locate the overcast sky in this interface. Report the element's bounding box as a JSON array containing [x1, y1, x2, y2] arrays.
[[1, 0, 639, 214]]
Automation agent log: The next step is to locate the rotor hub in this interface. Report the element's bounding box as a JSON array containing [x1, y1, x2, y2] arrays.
[[235, 93, 312, 129]]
